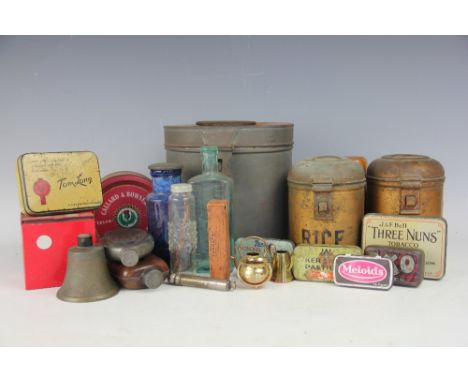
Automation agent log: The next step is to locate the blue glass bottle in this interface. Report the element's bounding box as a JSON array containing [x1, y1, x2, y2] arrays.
[[146, 163, 182, 266]]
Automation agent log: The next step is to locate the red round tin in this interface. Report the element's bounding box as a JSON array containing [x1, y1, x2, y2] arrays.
[[95, 171, 152, 237]]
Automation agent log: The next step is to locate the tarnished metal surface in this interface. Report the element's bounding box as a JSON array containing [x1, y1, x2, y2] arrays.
[[362, 214, 447, 280], [164, 120, 293, 239], [367, 154, 445, 217], [292, 244, 362, 282], [288, 156, 366, 246], [17, 151, 102, 215]]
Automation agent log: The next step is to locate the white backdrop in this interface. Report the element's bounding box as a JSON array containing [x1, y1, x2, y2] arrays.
[[1, 36, 467, 345]]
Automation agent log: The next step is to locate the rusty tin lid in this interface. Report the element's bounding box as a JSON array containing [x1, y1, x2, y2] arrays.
[[367, 154, 445, 184], [288, 156, 366, 190], [164, 120, 293, 153]]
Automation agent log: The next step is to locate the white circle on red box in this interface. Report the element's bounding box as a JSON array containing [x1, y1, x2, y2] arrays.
[[36, 235, 52, 250]]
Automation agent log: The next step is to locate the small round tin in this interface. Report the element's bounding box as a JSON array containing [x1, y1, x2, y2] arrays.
[[95, 171, 152, 236]]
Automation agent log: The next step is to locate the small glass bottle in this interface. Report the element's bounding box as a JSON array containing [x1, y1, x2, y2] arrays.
[[188, 146, 233, 274], [168, 183, 197, 273], [146, 163, 182, 266]]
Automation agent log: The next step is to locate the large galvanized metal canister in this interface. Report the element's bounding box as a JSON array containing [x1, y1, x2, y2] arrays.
[[288, 156, 366, 246], [164, 120, 293, 239], [367, 154, 445, 217]]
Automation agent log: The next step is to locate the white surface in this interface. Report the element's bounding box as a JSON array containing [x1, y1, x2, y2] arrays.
[[1, 36, 467, 346], [1, 227, 466, 346]]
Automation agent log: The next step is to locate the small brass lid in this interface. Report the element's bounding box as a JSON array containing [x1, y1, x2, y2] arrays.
[[367, 154, 445, 183], [288, 156, 366, 188]]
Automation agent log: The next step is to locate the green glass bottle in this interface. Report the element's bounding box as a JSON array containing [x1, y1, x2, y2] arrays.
[[188, 146, 233, 274]]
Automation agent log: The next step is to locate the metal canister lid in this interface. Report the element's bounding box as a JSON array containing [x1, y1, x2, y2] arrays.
[[288, 156, 366, 189], [164, 120, 293, 153], [367, 154, 445, 183], [148, 162, 183, 171], [100, 228, 155, 266]]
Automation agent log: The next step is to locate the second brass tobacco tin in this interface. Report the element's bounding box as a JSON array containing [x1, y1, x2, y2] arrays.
[[292, 244, 362, 282], [362, 214, 447, 280], [16, 151, 102, 215]]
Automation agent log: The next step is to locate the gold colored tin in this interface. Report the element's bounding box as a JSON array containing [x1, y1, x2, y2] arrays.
[[362, 214, 447, 280], [367, 154, 445, 217], [292, 244, 362, 282], [17, 151, 102, 215], [288, 156, 366, 246]]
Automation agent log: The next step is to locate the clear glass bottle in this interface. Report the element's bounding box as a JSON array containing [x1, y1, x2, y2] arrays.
[[168, 183, 197, 273], [188, 146, 233, 274], [146, 163, 182, 266]]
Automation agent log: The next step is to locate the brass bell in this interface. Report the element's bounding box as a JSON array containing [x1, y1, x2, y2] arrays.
[[57, 234, 119, 303]]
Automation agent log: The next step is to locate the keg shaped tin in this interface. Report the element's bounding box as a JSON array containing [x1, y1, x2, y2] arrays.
[[164, 120, 293, 239], [94, 171, 152, 236], [367, 154, 445, 217], [288, 156, 366, 246], [292, 244, 362, 282], [16, 151, 102, 215], [362, 214, 447, 280]]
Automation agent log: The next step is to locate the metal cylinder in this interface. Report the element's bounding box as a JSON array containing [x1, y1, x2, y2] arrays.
[[168, 273, 236, 291], [367, 154, 445, 217], [288, 156, 366, 246], [164, 120, 294, 239]]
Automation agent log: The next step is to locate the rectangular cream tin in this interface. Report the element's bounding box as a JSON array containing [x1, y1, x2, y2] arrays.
[[362, 214, 447, 280], [292, 244, 362, 282], [17, 151, 103, 215]]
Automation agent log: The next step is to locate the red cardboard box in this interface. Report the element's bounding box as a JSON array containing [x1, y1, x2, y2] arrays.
[[21, 212, 97, 290]]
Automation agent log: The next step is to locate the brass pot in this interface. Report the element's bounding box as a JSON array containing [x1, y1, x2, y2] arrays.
[[231, 252, 272, 288]]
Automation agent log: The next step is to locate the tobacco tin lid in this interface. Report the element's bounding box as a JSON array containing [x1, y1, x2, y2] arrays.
[[235, 236, 268, 258], [361, 213, 447, 280], [288, 156, 366, 189], [17, 151, 103, 215], [333, 254, 393, 290], [148, 162, 183, 171], [264, 238, 295, 254], [367, 154, 445, 183], [101, 171, 152, 193]]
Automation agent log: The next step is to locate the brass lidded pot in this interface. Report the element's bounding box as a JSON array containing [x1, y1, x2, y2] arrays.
[[288, 156, 366, 246], [233, 252, 272, 288], [367, 154, 445, 217]]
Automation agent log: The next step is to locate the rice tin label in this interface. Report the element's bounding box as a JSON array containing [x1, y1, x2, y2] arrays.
[[333, 255, 393, 290], [362, 214, 447, 280]]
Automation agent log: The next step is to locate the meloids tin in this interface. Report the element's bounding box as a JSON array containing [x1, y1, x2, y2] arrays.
[[364, 245, 424, 287], [333, 255, 393, 290], [94, 171, 152, 236], [367, 154, 445, 217], [288, 156, 366, 246]]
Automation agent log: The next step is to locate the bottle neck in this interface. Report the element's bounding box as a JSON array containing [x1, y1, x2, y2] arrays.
[[202, 151, 219, 174]]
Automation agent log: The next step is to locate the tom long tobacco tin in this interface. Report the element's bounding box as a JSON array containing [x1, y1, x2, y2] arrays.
[[362, 214, 447, 280], [333, 255, 393, 290], [16, 151, 103, 215], [364, 246, 425, 287], [292, 244, 362, 282]]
